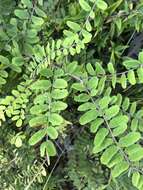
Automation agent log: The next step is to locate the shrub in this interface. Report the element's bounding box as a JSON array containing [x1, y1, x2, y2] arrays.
[[1, 0, 143, 189]]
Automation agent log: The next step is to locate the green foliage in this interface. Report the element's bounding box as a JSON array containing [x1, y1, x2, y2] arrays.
[[1, 0, 143, 189]]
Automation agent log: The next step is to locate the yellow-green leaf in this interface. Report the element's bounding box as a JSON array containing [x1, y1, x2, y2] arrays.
[[119, 132, 141, 147], [47, 126, 58, 139], [79, 0, 91, 12], [101, 145, 118, 165], [67, 21, 81, 32], [127, 70, 136, 85], [105, 105, 120, 120], [94, 128, 109, 147], [49, 113, 63, 126], [29, 129, 46, 145], [79, 109, 98, 125], [132, 172, 140, 187], [53, 79, 67, 89], [112, 161, 129, 178], [96, 0, 108, 10]]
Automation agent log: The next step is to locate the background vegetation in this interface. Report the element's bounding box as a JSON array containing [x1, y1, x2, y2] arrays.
[[1, 0, 143, 189]]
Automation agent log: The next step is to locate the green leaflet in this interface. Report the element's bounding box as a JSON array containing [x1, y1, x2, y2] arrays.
[[89, 10, 95, 19], [52, 89, 68, 99], [96, 0, 108, 10], [30, 104, 48, 115], [78, 102, 94, 111], [32, 16, 44, 26], [0, 55, 10, 65], [90, 118, 104, 133], [104, 88, 112, 97], [111, 161, 129, 178], [94, 128, 109, 147], [130, 102, 137, 116], [97, 76, 106, 95], [101, 145, 118, 165], [74, 93, 90, 102], [95, 62, 105, 75], [113, 124, 127, 136], [112, 74, 117, 88], [120, 73, 127, 89], [136, 110, 143, 119], [129, 147, 143, 162], [10, 65, 21, 73], [72, 83, 85, 91], [122, 97, 130, 111], [106, 0, 123, 14], [51, 101, 67, 111], [108, 153, 124, 168], [29, 116, 47, 127], [119, 132, 141, 147], [116, 94, 123, 106], [86, 20, 92, 32], [98, 96, 111, 109], [107, 62, 115, 74], [79, 0, 91, 12], [15, 137, 22, 148], [125, 144, 141, 155], [86, 63, 95, 75], [40, 140, 56, 157], [67, 21, 81, 32], [109, 115, 128, 128], [82, 29, 92, 43], [66, 61, 78, 74], [16, 119, 23, 127], [131, 118, 138, 131], [45, 140, 56, 156], [0, 77, 6, 85], [29, 129, 46, 145], [138, 176, 143, 189], [53, 79, 67, 89], [127, 70, 136, 85], [137, 67, 143, 83], [90, 89, 98, 97], [126, 144, 143, 162], [14, 9, 29, 19], [12, 115, 19, 121], [30, 80, 51, 90], [49, 113, 63, 126], [35, 7, 47, 18], [105, 105, 120, 120], [123, 59, 141, 69], [40, 68, 53, 78], [40, 142, 46, 157], [12, 57, 24, 66], [34, 93, 50, 104], [47, 126, 58, 140], [93, 138, 112, 154], [0, 70, 8, 78], [79, 109, 98, 125], [87, 77, 98, 89], [21, 0, 32, 8], [132, 172, 140, 187], [138, 51, 143, 63]]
